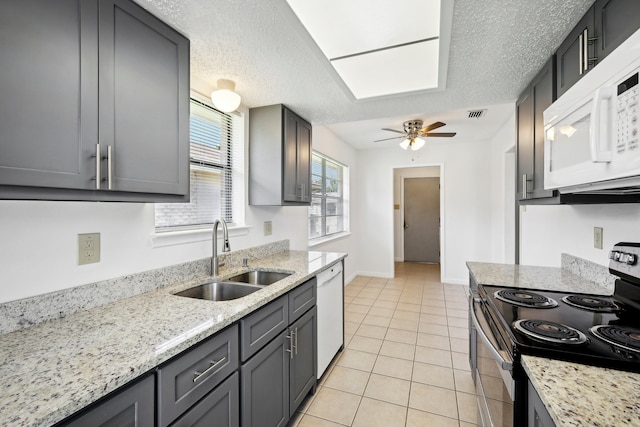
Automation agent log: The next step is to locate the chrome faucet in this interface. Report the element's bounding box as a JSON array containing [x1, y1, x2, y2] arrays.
[[212, 219, 231, 276]]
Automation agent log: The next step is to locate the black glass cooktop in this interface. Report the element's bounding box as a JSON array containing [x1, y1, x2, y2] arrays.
[[479, 283, 640, 373]]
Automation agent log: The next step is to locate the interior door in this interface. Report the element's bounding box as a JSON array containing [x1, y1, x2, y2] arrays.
[[404, 177, 440, 263]]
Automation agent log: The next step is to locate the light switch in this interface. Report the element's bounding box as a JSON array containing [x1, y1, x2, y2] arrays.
[[264, 221, 272, 236]]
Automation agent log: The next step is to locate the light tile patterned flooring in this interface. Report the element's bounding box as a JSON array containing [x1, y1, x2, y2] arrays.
[[288, 262, 475, 427]]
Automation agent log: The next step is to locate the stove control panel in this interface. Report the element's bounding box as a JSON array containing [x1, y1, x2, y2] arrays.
[[610, 250, 637, 265], [609, 242, 640, 281]]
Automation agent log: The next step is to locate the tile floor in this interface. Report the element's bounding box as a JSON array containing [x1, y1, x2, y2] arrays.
[[288, 262, 475, 427]]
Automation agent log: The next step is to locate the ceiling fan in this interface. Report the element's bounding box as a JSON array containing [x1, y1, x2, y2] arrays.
[[374, 119, 456, 150]]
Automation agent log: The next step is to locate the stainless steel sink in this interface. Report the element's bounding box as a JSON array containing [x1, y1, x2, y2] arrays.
[[227, 270, 291, 286], [174, 281, 262, 301]]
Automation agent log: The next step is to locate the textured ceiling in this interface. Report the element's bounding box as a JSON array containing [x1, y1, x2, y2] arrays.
[[137, 0, 594, 145]]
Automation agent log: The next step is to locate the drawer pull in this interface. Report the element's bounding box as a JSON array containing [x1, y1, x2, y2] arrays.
[[193, 357, 226, 383]]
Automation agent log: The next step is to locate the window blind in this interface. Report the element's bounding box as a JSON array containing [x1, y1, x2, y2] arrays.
[[155, 99, 239, 230]]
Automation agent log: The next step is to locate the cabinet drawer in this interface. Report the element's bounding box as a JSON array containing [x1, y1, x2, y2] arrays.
[[157, 325, 239, 427], [289, 278, 316, 322], [172, 372, 239, 427], [62, 374, 154, 427], [241, 296, 288, 362]]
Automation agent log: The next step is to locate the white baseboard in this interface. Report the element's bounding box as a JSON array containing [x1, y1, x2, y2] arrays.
[[441, 276, 467, 286]]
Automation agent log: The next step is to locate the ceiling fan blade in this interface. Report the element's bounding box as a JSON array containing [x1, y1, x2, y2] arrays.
[[421, 121, 446, 132], [425, 132, 456, 137], [381, 128, 405, 134], [374, 135, 405, 142]]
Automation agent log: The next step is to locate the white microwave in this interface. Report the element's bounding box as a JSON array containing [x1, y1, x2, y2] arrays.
[[544, 28, 640, 194]]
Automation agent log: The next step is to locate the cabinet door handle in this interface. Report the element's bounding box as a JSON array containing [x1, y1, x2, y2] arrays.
[[294, 327, 298, 356], [286, 333, 294, 359], [107, 145, 113, 190], [579, 31, 584, 76], [522, 174, 528, 199], [193, 357, 226, 383], [94, 144, 101, 190], [583, 29, 589, 73]]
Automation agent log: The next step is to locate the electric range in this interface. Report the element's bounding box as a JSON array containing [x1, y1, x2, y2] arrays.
[[470, 242, 640, 426]]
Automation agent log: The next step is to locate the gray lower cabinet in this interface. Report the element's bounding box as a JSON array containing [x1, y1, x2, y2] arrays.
[[0, 0, 189, 202], [240, 278, 318, 426], [60, 374, 154, 427], [527, 380, 555, 427], [289, 306, 317, 417], [241, 331, 291, 427], [157, 325, 239, 427], [172, 372, 240, 427]]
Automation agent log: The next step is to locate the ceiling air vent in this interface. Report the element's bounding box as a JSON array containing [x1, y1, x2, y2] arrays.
[[467, 109, 486, 119]]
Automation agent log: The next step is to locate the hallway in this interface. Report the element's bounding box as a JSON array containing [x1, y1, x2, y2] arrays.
[[289, 263, 474, 426]]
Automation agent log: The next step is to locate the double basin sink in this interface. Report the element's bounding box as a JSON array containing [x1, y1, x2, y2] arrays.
[[174, 270, 291, 302]]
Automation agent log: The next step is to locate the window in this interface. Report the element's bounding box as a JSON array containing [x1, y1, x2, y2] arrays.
[[155, 98, 241, 230], [309, 152, 348, 240]]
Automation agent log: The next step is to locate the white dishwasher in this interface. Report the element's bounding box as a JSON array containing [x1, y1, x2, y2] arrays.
[[316, 261, 344, 379]]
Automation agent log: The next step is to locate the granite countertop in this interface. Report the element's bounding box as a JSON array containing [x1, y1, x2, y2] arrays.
[[0, 250, 345, 427], [466, 261, 613, 295], [523, 355, 640, 426]]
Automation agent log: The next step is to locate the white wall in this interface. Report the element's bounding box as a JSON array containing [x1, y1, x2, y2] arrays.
[[355, 139, 493, 284], [488, 110, 517, 263], [393, 167, 440, 261], [520, 204, 640, 267], [0, 119, 357, 304]]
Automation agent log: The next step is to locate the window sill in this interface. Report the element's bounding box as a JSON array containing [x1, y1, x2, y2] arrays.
[[152, 225, 252, 248], [308, 232, 351, 248]]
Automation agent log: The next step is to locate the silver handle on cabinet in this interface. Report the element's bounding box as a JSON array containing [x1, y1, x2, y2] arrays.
[[286, 332, 294, 359], [583, 29, 589, 73], [107, 145, 113, 190], [579, 31, 584, 75], [294, 327, 298, 356], [521, 174, 529, 199], [193, 357, 226, 383], [93, 144, 101, 190]]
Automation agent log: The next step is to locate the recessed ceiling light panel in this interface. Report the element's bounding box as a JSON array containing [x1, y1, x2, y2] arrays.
[[286, 0, 441, 59], [331, 40, 439, 99], [285, 0, 444, 99]]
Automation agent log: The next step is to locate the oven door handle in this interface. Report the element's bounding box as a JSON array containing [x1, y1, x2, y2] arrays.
[[470, 297, 513, 370]]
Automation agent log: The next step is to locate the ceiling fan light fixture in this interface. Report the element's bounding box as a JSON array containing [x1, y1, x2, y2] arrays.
[[211, 79, 241, 113], [411, 137, 425, 151], [399, 138, 411, 150]]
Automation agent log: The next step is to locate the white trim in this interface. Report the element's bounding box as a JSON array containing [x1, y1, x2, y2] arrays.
[[152, 225, 252, 247], [355, 270, 395, 279], [308, 231, 351, 248]]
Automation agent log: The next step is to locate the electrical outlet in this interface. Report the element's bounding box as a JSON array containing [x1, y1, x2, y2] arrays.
[[78, 233, 101, 265], [264, 221, 272, 236], [594, 227, 603, 249]]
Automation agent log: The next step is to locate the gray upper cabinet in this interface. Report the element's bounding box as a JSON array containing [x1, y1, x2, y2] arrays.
[[0, 0, 98, 191], [0, 0, 189, 202], [249, 104, 312, 206], [517, 58, 556, 202], [555, 7, 595, 98], [556, 0, 640, 98], [594, 0, 640, 60]]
